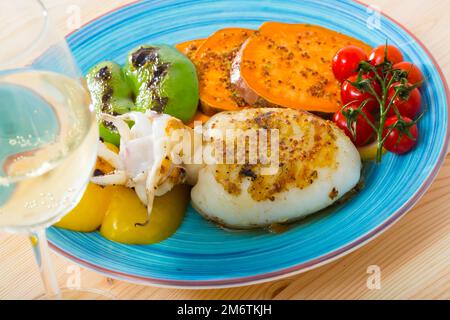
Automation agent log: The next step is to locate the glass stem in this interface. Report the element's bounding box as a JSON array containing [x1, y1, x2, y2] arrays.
[[29, 228, 61, 299]]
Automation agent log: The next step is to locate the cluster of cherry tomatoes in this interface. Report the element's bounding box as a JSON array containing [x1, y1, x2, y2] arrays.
[[331, 44, 423, 155]]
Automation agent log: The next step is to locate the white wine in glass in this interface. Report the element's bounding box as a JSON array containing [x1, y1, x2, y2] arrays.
[[0, 1, 106, 299]]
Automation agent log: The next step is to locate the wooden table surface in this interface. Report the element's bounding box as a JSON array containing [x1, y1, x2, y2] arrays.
[[0, 0, 449, 300]]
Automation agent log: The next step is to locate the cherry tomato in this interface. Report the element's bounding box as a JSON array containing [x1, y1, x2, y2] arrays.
[[382, 116, 418, 154], [341, 74, 381, 112], [333, 103, 375, 147], [386, 82, 422, 118], [369, 45, 404, 66], [332, 46, 368, 82], [393, 62, 424, 86]]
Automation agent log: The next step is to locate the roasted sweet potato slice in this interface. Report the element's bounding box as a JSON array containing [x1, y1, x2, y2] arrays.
[[231, 22, 372, 113], [194, 28, 254, 115], [187, 111, 210, 128], [175, 39, 205, 61]]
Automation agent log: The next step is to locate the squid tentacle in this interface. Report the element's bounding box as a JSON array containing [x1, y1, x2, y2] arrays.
[[135, 134, 170, 227], [91, 111, 193, 226]]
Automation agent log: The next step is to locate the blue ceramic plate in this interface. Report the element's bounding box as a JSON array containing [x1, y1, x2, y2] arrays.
[[47, 0, 449, 288]]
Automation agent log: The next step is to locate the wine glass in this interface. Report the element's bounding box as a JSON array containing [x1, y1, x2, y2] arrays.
[[0, 0, 108, 299]]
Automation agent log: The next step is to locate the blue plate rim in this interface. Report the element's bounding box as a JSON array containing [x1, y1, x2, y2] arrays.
[[48, 0, 450, 288]]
